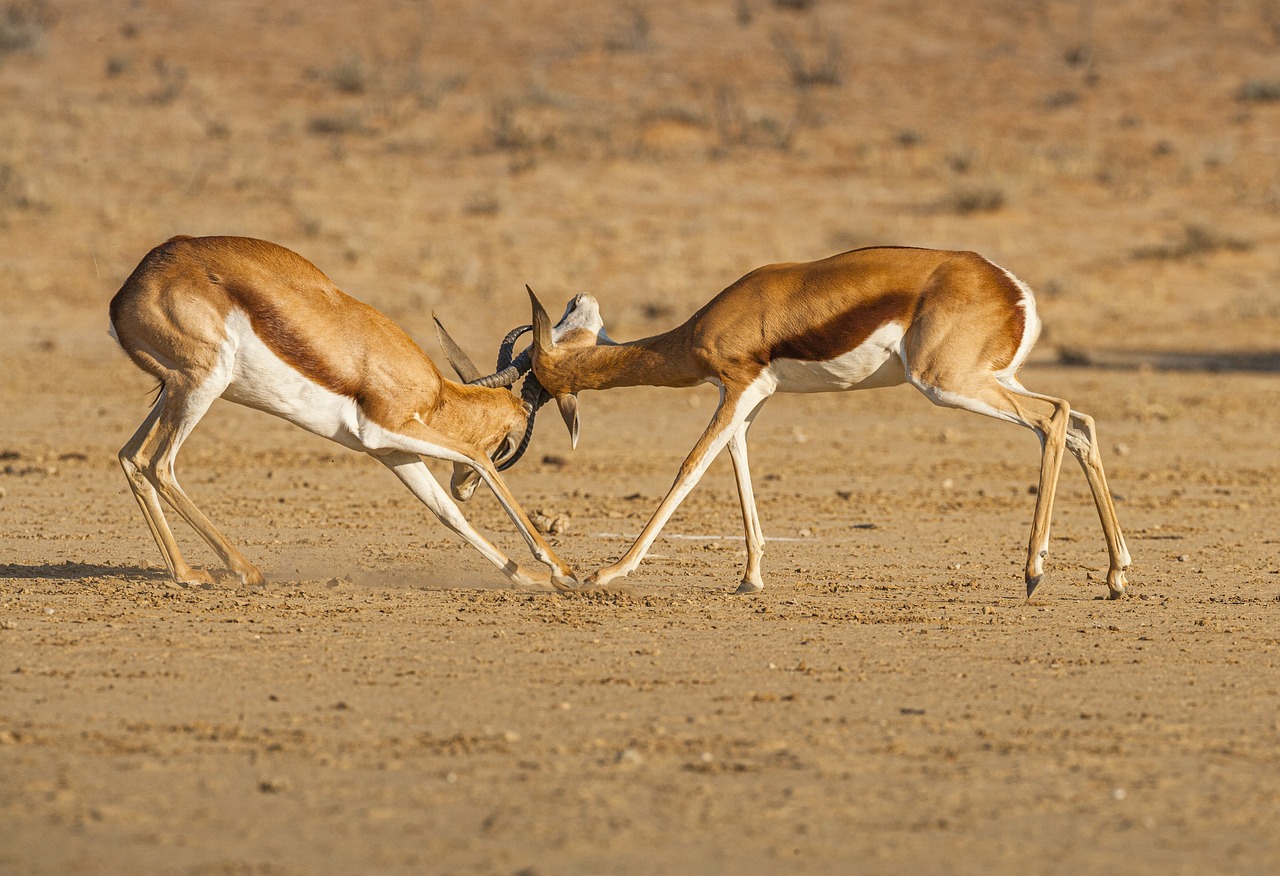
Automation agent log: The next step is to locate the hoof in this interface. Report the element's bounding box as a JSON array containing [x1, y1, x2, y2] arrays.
[[587, 566, 623, 589], [1107, 569, 1129, 600], [1025, 574, 1043, 599], [177, 567, 216, 587], [735, 579, 764, 595], [551, 573, 579, 593]]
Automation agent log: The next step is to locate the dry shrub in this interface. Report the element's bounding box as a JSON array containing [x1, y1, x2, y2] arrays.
[[1130, 224, 1252, 261], [939, 185, 1006, 215], [0, 0, 57, 58], [1237, 79, 1280, 103], [771, 24, 844, 88]]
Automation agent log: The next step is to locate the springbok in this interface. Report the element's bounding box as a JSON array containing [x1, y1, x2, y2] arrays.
[[465, 246, 1132, 598], [109, 235, 573, 590]]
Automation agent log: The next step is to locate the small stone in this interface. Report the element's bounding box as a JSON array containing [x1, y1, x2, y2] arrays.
[[616, 748, 643, 766]]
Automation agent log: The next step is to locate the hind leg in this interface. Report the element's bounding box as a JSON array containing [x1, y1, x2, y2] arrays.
[[908, 375, 1070, 598], [124, 378, 264, 586], [119, 388, 213, 585], [1064, 409, 1131, 597], [1002, 382, 1132, 598]]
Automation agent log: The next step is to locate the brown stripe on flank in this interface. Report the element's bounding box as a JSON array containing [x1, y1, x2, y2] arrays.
[[224, 282, 364, 400], [770, 292, 915, 363]]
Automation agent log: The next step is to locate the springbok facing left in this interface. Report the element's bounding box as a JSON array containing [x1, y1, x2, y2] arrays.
[[108, 235, 574, 590]]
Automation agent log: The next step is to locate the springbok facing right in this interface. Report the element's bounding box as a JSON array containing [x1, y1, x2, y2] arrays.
[[110, 235, 574, 591], [496, 246, 1132, 598]]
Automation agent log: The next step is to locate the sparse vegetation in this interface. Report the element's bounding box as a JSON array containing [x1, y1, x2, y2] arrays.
[[308, 112, 367, 136], [772, 24, 844, 88], [0, 162, 31, 211], [146, 57, 187, 105], [1237, 78, 1280, 102], [0, 0, 56, 58], [486, 102, 541, 151], [104, 53, 131, 77], [327, 53, 369, 95], [896, 130, 924, 149], [939, 185, 1006, 215], [710, 86, 809, 154], [310, 34, 466, 111], [1130, 224, 1253, 260], [462, 193, 501, 216], [604, 5, 651, 52]]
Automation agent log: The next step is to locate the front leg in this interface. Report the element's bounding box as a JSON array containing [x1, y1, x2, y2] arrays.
[[378, 452, 566, 591], [375, 421, 577, 588], [727, 423, 765, 594], [592, 382, 769, 587]]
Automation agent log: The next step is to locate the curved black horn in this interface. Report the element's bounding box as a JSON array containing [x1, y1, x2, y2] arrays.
[[496, 325, 532, 370], [468, 365, 523, 388], [495, 373, 552, 471], [464, 326, 534, 389]]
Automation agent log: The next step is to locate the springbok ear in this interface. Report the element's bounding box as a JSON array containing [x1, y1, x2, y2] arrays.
[[556, 393, 580, 449], [528, 285, 554, 352], [432, 314, 482, 383]]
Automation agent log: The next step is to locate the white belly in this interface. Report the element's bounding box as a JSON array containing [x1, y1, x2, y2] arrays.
[[219, 310, 367, 450], [769, 322, 907, 393]]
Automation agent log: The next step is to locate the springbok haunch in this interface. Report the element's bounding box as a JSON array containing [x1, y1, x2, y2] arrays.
[[514, 246, 1131, 597], [109, 235, 573, 590]]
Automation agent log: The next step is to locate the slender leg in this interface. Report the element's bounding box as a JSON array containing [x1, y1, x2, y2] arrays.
[[118, 388, 213, 585], [1003, 381, 1130, 598], [377, 452, 559, 591], [1064, 409, 1131, 597], [138, 380, 265, 585], [727, 401, 767, 594], [369, 420, 576, 588], [591, 380, 771, 587], [908, 374, 1070, 598], [1023, 397, 1070, 596]]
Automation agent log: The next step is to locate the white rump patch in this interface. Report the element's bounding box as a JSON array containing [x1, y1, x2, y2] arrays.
[[769, 322, 907, 393], [994, 264, 1042, 379]]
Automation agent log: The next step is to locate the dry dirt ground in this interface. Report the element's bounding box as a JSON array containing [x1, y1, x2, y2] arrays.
[[3, 2, 1280, 874]]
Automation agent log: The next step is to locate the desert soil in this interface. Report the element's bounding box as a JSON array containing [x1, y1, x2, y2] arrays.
[[2, 2, 1279, 874]]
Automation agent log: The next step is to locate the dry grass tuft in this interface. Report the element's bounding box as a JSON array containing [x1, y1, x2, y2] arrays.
[[1130, 224, 1252, 261], [0, 0, 56, 58]]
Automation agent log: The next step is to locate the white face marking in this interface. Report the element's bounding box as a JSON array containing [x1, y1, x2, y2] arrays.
[[553, 293, 613, 344], [768, 322, 907, 393], [219, 310, 366, 450]]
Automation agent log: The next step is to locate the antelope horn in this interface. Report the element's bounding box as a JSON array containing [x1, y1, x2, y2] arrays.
[[496, 325, 532, 370], [469, 347, 534, 389], [495, 373, 552, 472], [528, 285, 554, 353], [432, 314, 482, 383], [466, 365, 519, 388]]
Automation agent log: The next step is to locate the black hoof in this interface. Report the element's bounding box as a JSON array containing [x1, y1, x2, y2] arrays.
[[1025, 575, 1043, 598]]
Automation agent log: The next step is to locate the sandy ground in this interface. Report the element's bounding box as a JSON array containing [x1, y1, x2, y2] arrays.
[[3, 1, 1280, 873]]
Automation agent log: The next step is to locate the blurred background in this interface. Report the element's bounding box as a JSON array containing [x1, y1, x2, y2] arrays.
[[2, 0, 1278, 366]]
